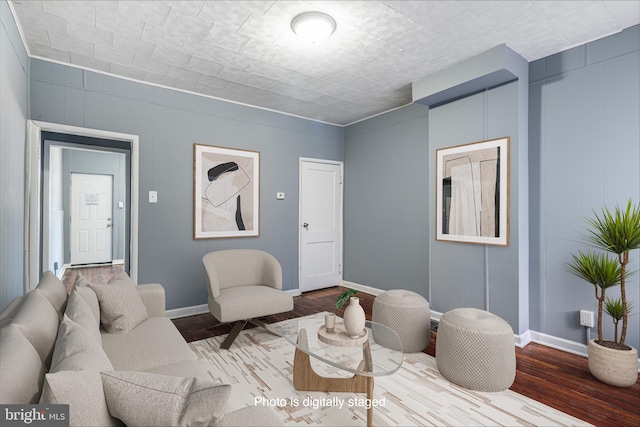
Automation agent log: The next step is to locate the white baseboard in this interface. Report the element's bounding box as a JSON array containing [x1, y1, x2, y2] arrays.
[[166, 304, 208, 319], [342, 280, 386, 296], [526, 330, 640, 372], [517, 329, 532, 348], [527, 330, 588, 357], [57, 263, 71, 279]]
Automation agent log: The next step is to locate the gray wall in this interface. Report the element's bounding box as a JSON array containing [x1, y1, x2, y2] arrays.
[[345, 47, 529, 335], [0, 0, 28, 312], [29, 59, 344, 310], [344, 104, 430, 294], [529, 25, 640, 350], [428, 82, 524, 332]]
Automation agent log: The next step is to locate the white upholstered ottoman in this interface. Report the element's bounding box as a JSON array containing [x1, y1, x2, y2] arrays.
[[435, 308, 515, 392], [372, 289, 431, 353]]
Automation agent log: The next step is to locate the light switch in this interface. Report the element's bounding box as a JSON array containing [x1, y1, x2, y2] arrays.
[[149, 191, 158, 203], [118, 201, 124, 209], [276, 192, 285, 200]]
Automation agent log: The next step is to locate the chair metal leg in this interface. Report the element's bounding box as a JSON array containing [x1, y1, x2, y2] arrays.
[[220, 320, 247, 349]]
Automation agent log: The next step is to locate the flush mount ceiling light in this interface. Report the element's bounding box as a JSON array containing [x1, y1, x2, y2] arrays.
[[291, 11, 336, 44]]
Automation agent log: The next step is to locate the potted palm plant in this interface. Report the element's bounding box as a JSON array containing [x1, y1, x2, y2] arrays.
[[566, 200, 639, 387]]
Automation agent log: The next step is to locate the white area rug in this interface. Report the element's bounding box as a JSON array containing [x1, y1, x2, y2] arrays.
[[189, 313, 590, 426]]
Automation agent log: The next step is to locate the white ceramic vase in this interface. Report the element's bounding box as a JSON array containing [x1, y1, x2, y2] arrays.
[[343, 297, 366, 338]]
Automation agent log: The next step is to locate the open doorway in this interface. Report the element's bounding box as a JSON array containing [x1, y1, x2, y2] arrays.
[[26, 121, 139, 292], [43, 133, 130, 276]]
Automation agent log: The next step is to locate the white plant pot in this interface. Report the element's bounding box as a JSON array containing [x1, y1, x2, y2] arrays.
[[588, 339, 638, 388], [343, 297, 366, 338]]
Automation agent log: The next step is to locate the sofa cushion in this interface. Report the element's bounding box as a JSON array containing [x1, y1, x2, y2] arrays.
[[40, 370, 122, 427], [65, 290, 101, 344], [143, 360, 210, 379], [11, 289, 60, 365], [0, 324, 47, 404], [73, 274, 100, 325], [89, 271, 148, 334], [52, 348, 114, 373], [35, 271, 68, 318], [50, 315, 113, 373], [101, 317, 197, 371], [101, 371, 230, 427]]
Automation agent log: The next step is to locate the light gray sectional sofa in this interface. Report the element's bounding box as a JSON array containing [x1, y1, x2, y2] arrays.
[[0, 271, 280, 426]]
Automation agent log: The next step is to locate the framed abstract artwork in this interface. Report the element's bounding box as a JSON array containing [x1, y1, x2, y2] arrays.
[[436, 137, 510, 246], [194, 144, 259, 239]]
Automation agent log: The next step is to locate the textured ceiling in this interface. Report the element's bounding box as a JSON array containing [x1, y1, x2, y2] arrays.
[[9, 1, 640, 126]]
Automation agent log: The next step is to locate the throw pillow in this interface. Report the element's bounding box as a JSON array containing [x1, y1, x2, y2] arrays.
[[101, 371, 231, 427], [40, 370, 122, 427], [50, 315, 113, 373], [73, 274, 100, 326], [65, 290, 101, 344], [88, 271, 148, 334]]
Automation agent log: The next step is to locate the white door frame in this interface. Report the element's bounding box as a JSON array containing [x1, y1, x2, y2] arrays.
[[25, 120, 139, 292], [298, 157, 344, 293]]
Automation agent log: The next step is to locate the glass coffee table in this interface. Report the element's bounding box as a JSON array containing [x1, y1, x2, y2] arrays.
[[275, 313, 403, 427]]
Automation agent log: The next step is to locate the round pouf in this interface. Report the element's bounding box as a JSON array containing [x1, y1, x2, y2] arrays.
[[372, 290, 431, 353], [436, 308, 515, 392]]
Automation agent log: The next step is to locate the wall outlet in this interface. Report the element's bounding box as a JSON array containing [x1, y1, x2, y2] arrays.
[[580, 309, 595, 328]]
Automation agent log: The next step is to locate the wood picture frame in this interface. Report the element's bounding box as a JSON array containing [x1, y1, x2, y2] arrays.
[[436, 137, 510, 246], [194, 143, 259, 239]]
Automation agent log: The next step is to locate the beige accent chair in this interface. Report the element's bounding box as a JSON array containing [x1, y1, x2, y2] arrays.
[[203, 249, 294, 349]]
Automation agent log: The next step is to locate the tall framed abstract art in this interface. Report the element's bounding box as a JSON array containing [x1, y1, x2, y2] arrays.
[[194, 144, 259, 239], [436, 137, 510, 246]]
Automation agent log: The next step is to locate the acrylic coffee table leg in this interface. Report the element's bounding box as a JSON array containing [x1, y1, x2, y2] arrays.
[[293, 329, 374, 427]]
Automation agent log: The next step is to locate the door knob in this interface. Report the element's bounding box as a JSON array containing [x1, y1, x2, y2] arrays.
[[303, 223, 309, 229]]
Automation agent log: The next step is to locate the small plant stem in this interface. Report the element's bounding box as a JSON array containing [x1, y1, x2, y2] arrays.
[[595, 287, 604, 342], [619, 251, 628, 347]]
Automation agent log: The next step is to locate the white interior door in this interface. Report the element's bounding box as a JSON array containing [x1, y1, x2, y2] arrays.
[[299, 159, 343, 292], [70, 173, 113, 265]]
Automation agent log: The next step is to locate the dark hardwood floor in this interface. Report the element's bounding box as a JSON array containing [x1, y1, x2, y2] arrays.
[[172, 286, 640, 427]]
